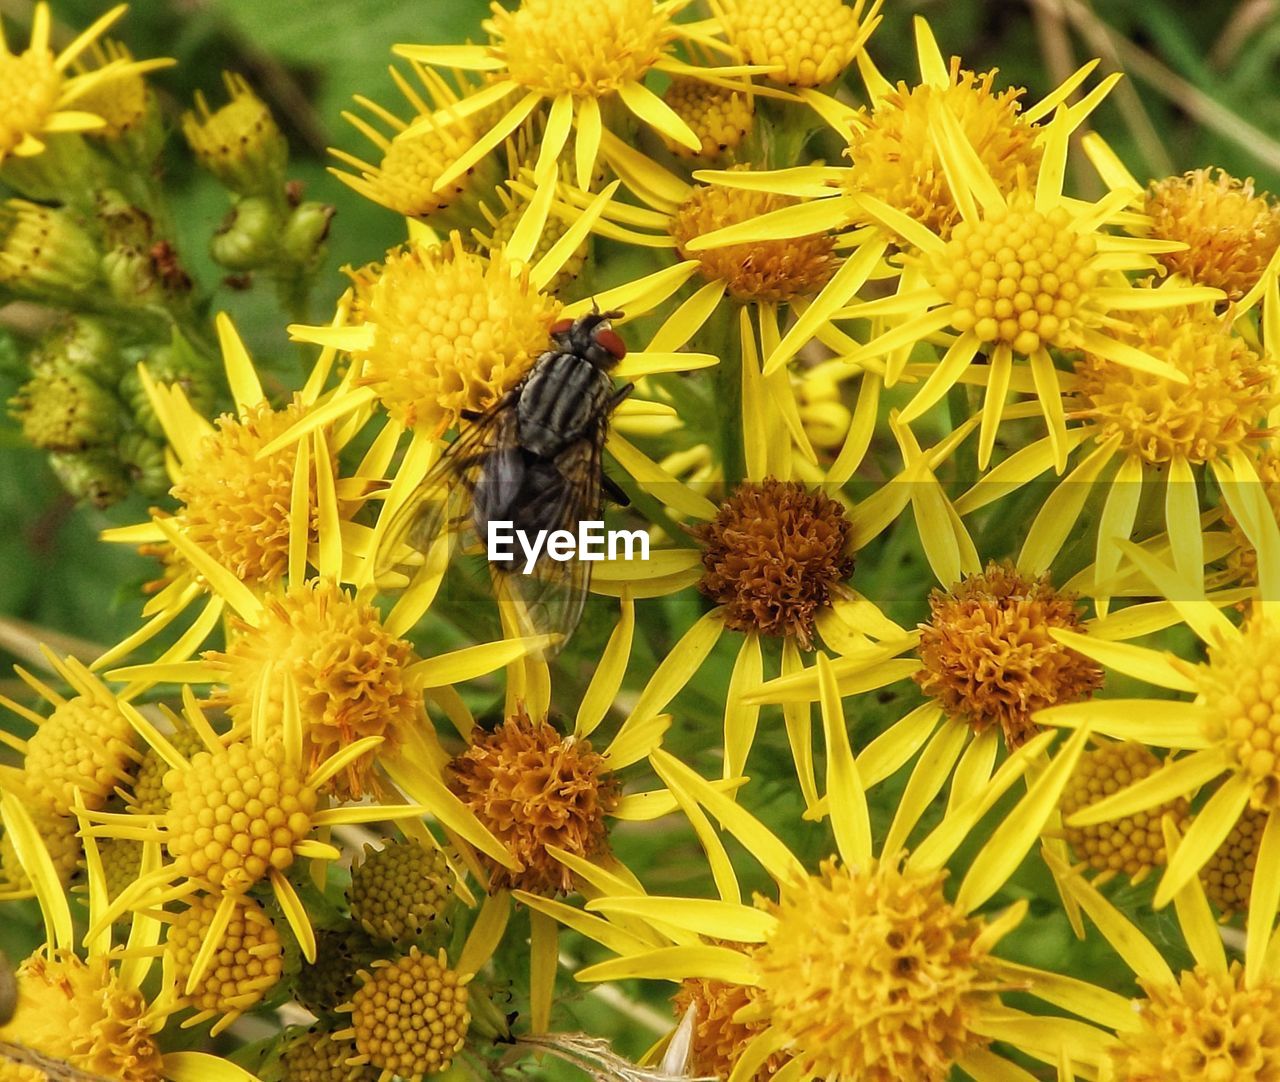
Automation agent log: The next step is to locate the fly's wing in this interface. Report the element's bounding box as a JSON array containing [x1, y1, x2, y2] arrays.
[[496, 425, 606, 654], [372, 402, 517, 587]]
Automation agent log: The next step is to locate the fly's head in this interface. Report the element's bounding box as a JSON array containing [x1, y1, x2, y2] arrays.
[[549, 309, 627, 370]]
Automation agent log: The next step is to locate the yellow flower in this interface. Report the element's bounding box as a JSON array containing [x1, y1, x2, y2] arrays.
[[959, 304, 1276, 605], [526, 658, 1103, 1079], [1036, 506, 1280, 920], [659, 77, 754, 161], [0, 791, 251, 1079], [331, 60, 500, 222], [393, 0, 761, 195], [0, 4, 169, 165], [1049, 826, 1280, 1082], [712, 0, 881, 88]]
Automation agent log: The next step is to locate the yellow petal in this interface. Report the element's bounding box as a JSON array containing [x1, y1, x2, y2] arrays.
[[1154, 771, 1252, 908], [585, 896, 777, 942], [724, 634, 763, 781], [1066, 747, 1228, 827], [1035, 698, 1211, 749], [575, 945, 759, 985], [458, 891, 511, 976], [816, 652, 871, 867], [1247, 809, 1280, 986]]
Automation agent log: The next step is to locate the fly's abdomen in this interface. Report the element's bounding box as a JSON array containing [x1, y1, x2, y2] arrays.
[[517, 351, 612, 456]]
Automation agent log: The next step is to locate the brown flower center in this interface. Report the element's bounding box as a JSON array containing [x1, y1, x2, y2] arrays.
[[914, 562, 1102, 747], [446, 713, 619, 894], [694, 478, 854, 648]]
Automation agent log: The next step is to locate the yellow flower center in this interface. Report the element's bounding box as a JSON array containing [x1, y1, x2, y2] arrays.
[[24, 693, 139, 815], [167, 893, 284, 1017], [693, 478, 855, 648], [755, 857, 999, 1081], [351, 236, 560, 433], [661, 78, 753, 160], [1197, 613, 1280, 809], [1146, 169, 1280, 302], [1202, 805, 1265, 920], [0, 951, 163, 1082], [914, 562, 1102, 748], [342, 947, 470, 1079], [1061, 742, 1188, 882], [163, 739, 317, 892], [845, 66, 1043, 239], [172, 400, 326, 585], [488, 0, 674, 98], [1112, 963, 1280, 1082], [211, 580, 424, 801], [348, 839, 453, 944], [718, 0, 872, 88], [281, 1027, 369, 1082], [0, 806, 80, 892], [367, 120, 480, 219], [672, 178, 838, 302], [130, 726, 205, 815], [931, 195, 1097, 355], [0, 49, 59, 156], [1074, 307, 1277, 465], [673, 966, 784, 1080], [446, 713, 619, 894]]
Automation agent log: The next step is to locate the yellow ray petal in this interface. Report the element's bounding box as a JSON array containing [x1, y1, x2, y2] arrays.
[[215, 312, 264, 415], [1066, 747, 1229, 826], [1153, 772, 1252, 908], [1034, 698, 1211, 749], [575, 945, 759, 985], [617, 77, 699, 150], [817, 652, 871, 866], [586, 896, 777, 942]]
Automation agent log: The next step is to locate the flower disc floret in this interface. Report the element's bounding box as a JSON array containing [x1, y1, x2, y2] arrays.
[[718, 0, 871, 87], [282, 1027, 376, 1082], [693, 478, 854, 648], [446, 713, 619, 894], [1111, 963, 1280, 1082], [163, 740, 317, 892], [661, 78, 753, 160], [172, 399, 326, 584], [914, 563, 1103, 748], [487, 0, 674, 98], [350, 237, 560, 433], [0, 951, 162, 1082], [167, 893, 284, 1017], [341, 947, 470, 1081], [365, 122, 479, 219], [1202, 806, 1265, 919], [845, 67, 1042, 239], [755, 857, 997, 1081], [930, 195, 1096, 355], [24, 694, 138, 815], [1195, 614, 1280, 810], [349, 840, 453, 944], [1074, 308, 1277, 465], [1061, 742, 1188, 881], [1145, 169, 1280, 301], [131, 726, 205, 815], [212, 580, 424, 801], [672, 179, 838, 301]]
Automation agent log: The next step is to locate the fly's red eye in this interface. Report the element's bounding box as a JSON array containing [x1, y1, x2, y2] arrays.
[[549, 318, 575, 335], [595, 327, 627, 359]]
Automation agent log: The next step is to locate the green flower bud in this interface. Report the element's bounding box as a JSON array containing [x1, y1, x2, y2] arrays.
[[348, 840, 454, 946], [211, 195, 281, 271], [0, 200, 101, 300], [28, 316, 120, 383], [48, 448, 131, 508], [121, 338, 217, 438], [280, 200, 335, 271], [11, 366, 121, 451], [101, 245, 161, 306], [183, 73, 288, 197], [117, 431, 168, 498], [294, 927, 376, 1018]]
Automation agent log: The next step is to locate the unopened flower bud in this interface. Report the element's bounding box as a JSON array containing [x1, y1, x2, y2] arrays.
[[183, 73, 287, 196], [0, 200, 100, 299], [117, 431, 168, 498], [280, 200, 335, 270], [211, 195, 280, 270], [101, 244, 160, 305], [48, 448, 131, 508], [121, 338, 216, 438], [74, 41, 168, 168], [0, 133, 102, 204], [28, 316, 119, 383], [11, 366, 120, 451]]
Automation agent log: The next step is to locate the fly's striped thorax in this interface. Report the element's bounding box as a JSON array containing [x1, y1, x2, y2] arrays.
[[516, 350, 613, 457]]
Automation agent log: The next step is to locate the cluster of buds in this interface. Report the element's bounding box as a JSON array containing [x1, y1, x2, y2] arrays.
[[184, 74, 335, 295], [7, 316, 213, 507]]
